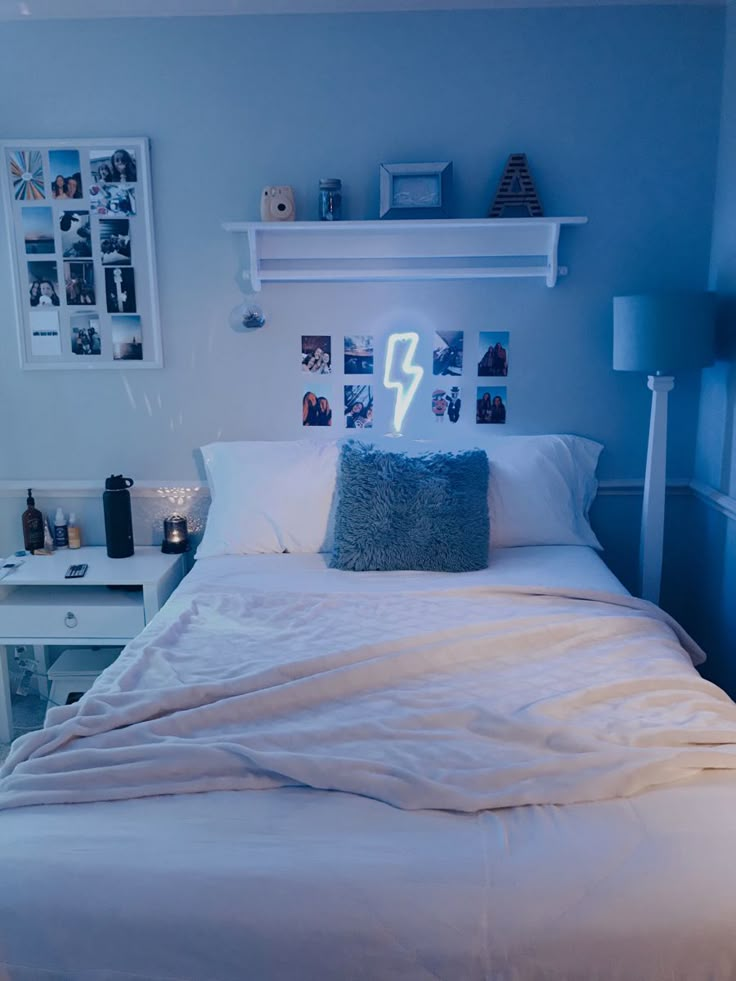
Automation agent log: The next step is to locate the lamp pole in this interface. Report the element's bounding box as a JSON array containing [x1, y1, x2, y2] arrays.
[[640, 374, 674, 603]]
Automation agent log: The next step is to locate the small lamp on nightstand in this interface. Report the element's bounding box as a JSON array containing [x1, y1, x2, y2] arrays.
[[613, 291, 715, 604], [161, 513, 189, 554]]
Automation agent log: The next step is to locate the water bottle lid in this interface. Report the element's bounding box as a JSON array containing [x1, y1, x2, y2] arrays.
[[105, 474, 134, 490]]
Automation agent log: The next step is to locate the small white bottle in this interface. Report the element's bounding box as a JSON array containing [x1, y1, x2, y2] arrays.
[[53, 507, 69, 549]]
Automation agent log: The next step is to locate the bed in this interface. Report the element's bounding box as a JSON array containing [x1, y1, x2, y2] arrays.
[[3, 437, 736, 981]]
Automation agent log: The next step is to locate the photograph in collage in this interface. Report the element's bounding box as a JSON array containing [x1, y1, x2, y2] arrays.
[[99, 218, 131, 265], [302, 389, 333, 427], [105, 267, 136, 313], [49, 149, 82, 200], [344, 335, 373, 374], [9, 149, 44, 200], [22, 208, 54, 254], [476, 386, 507, 424], [60, 211, 92, 258], [478, 331, 509, 377], [432, 330, 463, 376], [90, 182, 136, 216], [64, 261, 95, 306], [27, 260, 60, 307], [344, 385, 373, 429], [301, 335, 332, 374], [112, 315, 143, 361], [71, 313, 101, 356]]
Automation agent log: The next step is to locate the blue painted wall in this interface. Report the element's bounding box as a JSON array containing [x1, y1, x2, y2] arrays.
[[0, 9, 726, 608]]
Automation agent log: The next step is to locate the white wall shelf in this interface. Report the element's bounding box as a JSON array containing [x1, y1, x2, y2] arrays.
[[222, 217, 587, 290]]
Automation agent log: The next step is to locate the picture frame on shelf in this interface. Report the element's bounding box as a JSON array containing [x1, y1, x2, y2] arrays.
[[0, 136, 162, 370], [379, 161, 452, 219]]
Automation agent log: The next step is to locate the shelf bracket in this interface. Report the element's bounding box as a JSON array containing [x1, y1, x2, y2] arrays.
[[545, 221, 561, 288], [247, 226, 261, 291]]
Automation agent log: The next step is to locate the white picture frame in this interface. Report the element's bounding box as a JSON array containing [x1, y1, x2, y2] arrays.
[[0, 137, 162, 370]]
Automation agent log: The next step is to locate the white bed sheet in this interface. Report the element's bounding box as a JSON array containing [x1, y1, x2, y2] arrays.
[[185, 543, 630, 596], [3, 548, 736, 981]]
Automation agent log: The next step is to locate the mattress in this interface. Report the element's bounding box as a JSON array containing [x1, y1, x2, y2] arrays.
[[2, 547, 736, 981]]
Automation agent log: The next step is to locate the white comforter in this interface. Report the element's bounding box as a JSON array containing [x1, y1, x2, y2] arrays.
[[3, 574, 736, 813]]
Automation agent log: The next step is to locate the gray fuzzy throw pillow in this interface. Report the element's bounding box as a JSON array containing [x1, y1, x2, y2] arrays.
[[330, 441, 489, 572]]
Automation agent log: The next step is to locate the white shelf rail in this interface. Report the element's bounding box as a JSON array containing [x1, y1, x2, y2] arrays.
[[222, 217, 587, 290]]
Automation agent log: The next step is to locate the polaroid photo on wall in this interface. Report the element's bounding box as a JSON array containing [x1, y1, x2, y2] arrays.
[[476, 386, 507, 424], [8, 149, 45, 201], [60, 211, 92, 258], [64, 260, 95, 306], [447, 385, 462, 424], [27, 260, 60, 308], [344, 385, 373, 429], [433, 330, 463, 376], [478, 331, 509, 376], [112, 315, 143, 361], [22, 207, 54, 254], [344, 335, 374, 374], [432, 388, 448, 421], [71, 313, 101, 356], [302, 388, 334, 427], [49, 149, 83, 200], [301, 335, 332, 374], [105, 267, 136, 313], [99, 218, 131, 265]]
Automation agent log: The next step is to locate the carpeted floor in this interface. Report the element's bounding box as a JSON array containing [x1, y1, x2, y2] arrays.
[[0, 691, 46, 764]]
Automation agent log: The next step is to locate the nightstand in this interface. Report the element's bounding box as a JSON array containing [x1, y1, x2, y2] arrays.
[[0, 546, 186, 742]]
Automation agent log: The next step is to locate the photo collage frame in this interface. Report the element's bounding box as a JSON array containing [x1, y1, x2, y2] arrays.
[[1, 137, 161, 369], [300, 330, 509, 430]]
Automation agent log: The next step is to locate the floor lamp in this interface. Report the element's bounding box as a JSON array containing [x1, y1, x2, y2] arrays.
[[613, 292, 715, 605]]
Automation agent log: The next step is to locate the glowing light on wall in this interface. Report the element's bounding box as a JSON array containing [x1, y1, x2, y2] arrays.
[[384, 332, 424, 434]]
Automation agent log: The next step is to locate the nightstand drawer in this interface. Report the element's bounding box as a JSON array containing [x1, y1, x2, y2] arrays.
[[0, 585, 145, 640]]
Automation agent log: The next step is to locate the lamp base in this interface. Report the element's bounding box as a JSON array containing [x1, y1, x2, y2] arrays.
[[161, 541, 190, 554]]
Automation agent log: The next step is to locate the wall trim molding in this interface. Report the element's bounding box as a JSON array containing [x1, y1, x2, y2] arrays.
[[1, 477, 734, 520], [0, 480, 204, 500], [597, 478, 690, 496], [690, 479, 736, 522]]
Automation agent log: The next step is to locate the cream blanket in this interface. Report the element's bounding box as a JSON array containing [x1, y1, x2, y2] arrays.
[[2, 583, 736, 812]]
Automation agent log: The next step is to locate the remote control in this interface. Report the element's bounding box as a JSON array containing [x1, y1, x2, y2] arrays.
[[65, 563, 88, 579]]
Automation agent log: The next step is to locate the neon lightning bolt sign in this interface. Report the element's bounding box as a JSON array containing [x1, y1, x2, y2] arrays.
[[384, 332, 424, 434]]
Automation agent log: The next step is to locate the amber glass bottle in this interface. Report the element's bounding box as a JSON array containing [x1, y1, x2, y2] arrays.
[[22, 488, 44, 553]]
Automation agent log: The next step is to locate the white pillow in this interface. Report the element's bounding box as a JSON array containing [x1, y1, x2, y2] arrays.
[[197, 440, 339, 558], [484, 434, 603, 549], [368, 432, 602, 550], [196, 434, 602, 559]]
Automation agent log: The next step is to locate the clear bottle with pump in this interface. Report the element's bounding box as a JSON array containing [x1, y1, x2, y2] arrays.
[[53, 507, 69, 549], [22, 489, 44, 553]]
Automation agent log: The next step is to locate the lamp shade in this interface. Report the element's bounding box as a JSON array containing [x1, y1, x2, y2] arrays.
[[613, 292, 715, 374]]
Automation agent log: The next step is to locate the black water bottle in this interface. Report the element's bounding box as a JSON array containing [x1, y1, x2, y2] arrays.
[[103, 475, 135, 558]]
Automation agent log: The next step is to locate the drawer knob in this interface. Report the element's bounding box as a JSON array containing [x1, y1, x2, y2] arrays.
[[64, 612, 78, 628]]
